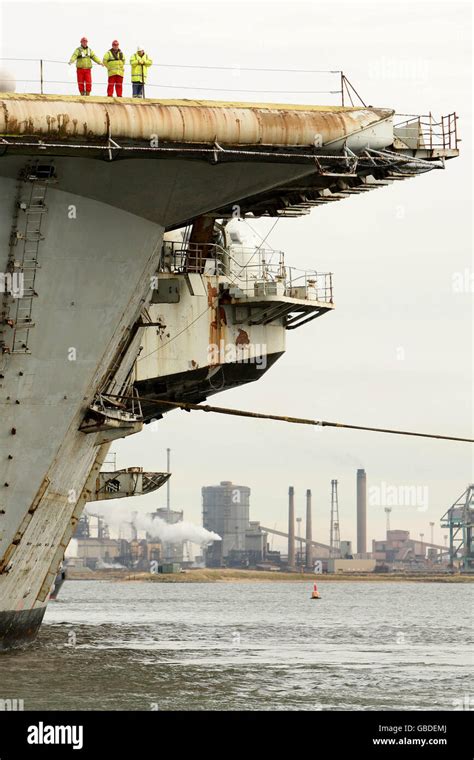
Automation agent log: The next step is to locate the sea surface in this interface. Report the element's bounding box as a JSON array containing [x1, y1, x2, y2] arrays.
[[0, 580, 471, 711]]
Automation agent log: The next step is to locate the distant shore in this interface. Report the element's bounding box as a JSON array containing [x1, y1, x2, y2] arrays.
[[66, 568, 473, 583]]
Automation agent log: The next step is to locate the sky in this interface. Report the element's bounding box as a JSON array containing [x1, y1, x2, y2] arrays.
[[0, 0, 472, 552]]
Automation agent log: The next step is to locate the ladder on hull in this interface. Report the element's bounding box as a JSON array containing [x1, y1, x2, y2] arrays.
[[1, 163, 55, 355]]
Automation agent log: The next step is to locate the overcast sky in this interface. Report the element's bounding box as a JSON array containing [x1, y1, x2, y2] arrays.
[[1, 0, 471, 551]]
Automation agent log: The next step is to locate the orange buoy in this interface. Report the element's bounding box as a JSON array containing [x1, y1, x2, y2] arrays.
[[311, 582, 321, 600]]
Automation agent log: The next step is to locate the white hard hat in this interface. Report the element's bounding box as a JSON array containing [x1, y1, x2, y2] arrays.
[[137, 45, 144, 51]]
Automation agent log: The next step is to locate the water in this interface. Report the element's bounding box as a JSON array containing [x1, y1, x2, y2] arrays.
[[0, 580, 471, 711]]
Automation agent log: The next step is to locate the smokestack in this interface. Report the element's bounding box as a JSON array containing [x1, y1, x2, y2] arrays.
[[357, 469, 367, 554], [288, 486, 295, 569], [131, 511, 138, 542], [305, 489, 313, 568]]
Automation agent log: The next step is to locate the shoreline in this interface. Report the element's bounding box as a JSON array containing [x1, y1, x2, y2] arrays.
[[65, 568, 473, 584]]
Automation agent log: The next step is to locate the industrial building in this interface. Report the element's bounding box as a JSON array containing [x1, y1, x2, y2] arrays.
[[270, 472, 451, 574], [149, 507, 184, 563], [372, 530, 446, 570], [73, 538, 121, 568], [327, 558, 376, 573], [71, 509, 180, 570], [202, 481, 267, 566], [71, 525, 162, 571], [340, 540, 353, 558]]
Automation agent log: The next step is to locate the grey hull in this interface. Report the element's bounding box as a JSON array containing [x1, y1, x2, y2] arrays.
[[0, 152, 315, 649], [0, 606, 46, 651]]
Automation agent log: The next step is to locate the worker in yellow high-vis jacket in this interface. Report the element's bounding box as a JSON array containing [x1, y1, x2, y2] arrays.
[[69, 37, 104, 95], [130, 46, 153, 98], [103, 40, 125, 97]]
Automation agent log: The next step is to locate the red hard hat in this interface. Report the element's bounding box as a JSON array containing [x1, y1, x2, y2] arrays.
[[112, 40, 119, 46], [80, 37, 88, 43]]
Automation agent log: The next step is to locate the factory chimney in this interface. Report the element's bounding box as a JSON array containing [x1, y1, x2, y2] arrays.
[[288, 486, 295, 569], [357, 469, 367, 554], [305, 489, 313, 568]]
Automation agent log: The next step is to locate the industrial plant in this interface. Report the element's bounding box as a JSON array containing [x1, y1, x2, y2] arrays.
[[62, 467, 473, 577], [202, 481, 268, 567], [260, 470, 377, 573], [69, 507, 189, 571], [199, 470, 473, 574]]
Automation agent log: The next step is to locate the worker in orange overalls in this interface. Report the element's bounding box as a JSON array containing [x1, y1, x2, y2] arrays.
[[69, 37, 104, 95]]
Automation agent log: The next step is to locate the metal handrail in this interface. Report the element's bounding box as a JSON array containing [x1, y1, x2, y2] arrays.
[[0, 58, 365, 105], [394, 112, 458, 151], [160, 241, 334, 303], [0, 57, 344, 100]]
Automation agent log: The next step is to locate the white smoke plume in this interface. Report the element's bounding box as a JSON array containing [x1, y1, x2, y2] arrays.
[[134, 513, 221, 546], [85, 505, 221, 546]]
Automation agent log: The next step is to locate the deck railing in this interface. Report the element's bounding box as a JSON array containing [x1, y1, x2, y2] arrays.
[[160, 241, 333, 304], [0, 58, 364, 105], [394, 112, 459, 151]]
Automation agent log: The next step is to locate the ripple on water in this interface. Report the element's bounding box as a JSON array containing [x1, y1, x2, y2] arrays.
[[0, 580, 471, 710]]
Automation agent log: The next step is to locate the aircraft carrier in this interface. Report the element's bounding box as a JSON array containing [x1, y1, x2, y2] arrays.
[[0, 92, 458, 649]]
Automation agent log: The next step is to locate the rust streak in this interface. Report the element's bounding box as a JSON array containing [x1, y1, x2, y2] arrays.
[[236, 328, 249, 345]]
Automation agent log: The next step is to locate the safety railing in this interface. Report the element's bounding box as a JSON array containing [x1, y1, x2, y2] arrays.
[[0, 58, 365, 105], [93, 388, 143, 421], [160, 241, 333, 304], [394, 112, 459, 151], [285, 269, 333, 304]]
